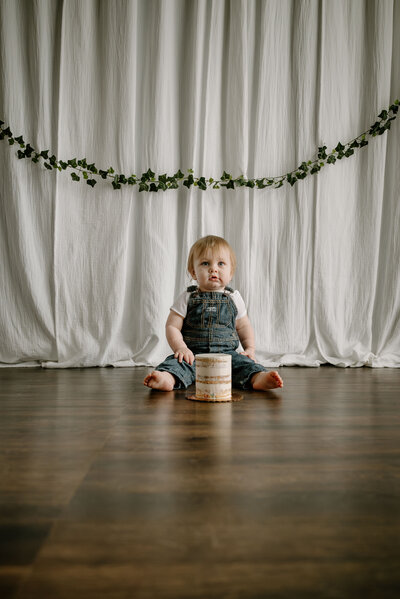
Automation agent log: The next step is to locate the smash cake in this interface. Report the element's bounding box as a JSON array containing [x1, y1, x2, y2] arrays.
[[186, 353, 243, 402]]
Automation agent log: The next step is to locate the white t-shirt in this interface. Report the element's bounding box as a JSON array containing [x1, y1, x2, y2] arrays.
[[171, 289, 247, 320]]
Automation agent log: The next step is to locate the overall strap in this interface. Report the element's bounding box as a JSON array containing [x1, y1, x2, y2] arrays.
[[186, 285, 235, 294]]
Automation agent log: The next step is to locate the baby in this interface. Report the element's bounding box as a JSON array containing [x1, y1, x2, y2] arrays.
[[144, 235, 283, 392]]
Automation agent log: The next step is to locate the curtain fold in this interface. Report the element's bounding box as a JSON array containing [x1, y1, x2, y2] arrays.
[[0, 0, 399, 368]]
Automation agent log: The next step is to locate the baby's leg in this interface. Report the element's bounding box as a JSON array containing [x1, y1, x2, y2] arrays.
[[251, 371, 283, 390], [230, 352, 283, 390], [143, 354, 195, 391], [143, 371, 175, 391]]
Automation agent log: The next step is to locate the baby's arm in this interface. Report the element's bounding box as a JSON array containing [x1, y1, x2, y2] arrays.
[[166, 310, 195, 365], [235, 315, 256, 361]]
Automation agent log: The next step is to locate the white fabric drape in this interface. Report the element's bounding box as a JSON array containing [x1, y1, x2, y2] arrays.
[[0, 0, 399, 368]]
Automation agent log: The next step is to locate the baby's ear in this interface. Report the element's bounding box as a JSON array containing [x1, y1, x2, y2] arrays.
[[189, 269, 197, 280]]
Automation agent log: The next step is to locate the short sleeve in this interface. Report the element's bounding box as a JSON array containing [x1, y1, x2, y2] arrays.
[[231, 290, 247, 320], [170, 291, 190, 318]]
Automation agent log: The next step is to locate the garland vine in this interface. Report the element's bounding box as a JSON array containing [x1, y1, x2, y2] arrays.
[[0, 99, 399, 192]]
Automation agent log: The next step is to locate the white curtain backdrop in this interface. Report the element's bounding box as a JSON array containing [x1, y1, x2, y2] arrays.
[[0, 0, 399, 368]]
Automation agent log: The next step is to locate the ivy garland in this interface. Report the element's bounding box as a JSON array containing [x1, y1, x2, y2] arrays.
[[0, 100, 399, 192]]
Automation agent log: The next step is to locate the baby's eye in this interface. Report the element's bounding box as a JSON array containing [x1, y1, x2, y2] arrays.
[[201, 261, 209, 266], [218, 261, 225, 266]]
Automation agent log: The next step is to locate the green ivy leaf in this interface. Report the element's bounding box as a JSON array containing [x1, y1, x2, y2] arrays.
[[139, 182, 149, 192], [8, 138, 15, 145], [221, 171, 232, 181], [24, 144, 33, 157], [369, 121, 380, 135], [174, 169, 184, 179], [183, 174, 194, 188], [149, 183, 158, 192], [256, 178, 267, 188], [15, 135, 25, 147], [44, 162, 52, 170], [246, 180, 255, 188], [335, 142, 345, 153], [87, 179, 97, 187], [378, 110, 388, 120], [197, 176, 207, 190], [71, 172, 80, 182], [99, 170, 108, 179], [327, 155, 336, 164], [17, 149, 25, 159], [112, 180, 121, 190]]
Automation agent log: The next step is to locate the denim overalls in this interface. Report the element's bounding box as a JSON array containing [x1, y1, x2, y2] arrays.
[[157, 286, 266, 389]]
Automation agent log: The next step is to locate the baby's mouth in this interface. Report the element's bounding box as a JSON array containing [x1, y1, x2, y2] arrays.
[[209, 276, 219, 282]]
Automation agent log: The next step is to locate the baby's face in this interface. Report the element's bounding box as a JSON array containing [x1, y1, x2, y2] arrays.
[[191, 248, 233, 291]]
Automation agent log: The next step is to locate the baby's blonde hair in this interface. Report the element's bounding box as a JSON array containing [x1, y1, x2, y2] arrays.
[[187, 235, 237, 276]]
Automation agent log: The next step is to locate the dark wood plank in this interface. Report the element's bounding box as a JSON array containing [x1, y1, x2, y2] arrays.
[[0, 366, 399, 598]]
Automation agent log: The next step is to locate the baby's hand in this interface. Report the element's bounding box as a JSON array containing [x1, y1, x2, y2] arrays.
[[174, 347, 195, 365], [241, 348, 255, 361]]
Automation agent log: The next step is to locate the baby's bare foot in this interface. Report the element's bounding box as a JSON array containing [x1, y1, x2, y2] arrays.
[[251, 370, 283, 391], [143, 371, 175, 391]]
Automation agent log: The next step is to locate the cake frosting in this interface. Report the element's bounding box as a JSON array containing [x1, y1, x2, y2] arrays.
[[194, 354, 232, 401]]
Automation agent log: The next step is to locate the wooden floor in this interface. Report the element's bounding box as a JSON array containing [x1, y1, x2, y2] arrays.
[[0, 365, 399, 599]]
